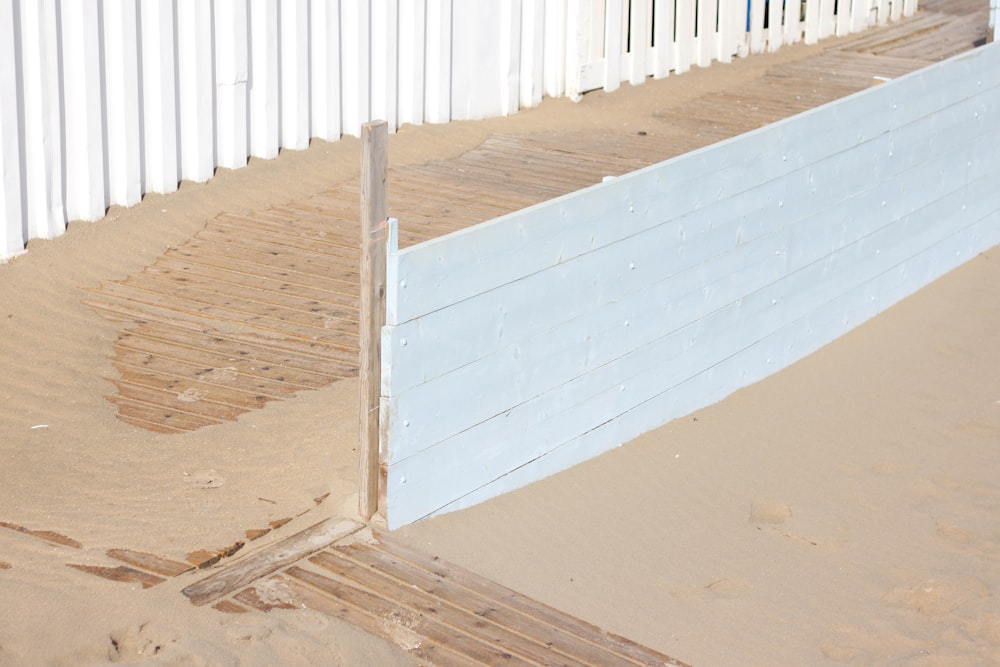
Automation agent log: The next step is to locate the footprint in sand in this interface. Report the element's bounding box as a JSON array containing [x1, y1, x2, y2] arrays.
[[749, 499, 792, 525], [107, 622, 175, 663], [883, 577, 990, 616]]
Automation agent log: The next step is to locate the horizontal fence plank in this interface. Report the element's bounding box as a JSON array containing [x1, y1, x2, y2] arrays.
[[388, 49, 1000, 327], [384, 43, 1000, 527]]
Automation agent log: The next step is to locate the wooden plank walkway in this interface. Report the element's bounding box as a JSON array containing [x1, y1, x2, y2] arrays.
[[179, 518, 689, 667], [37, 512, 686, 665], [82, 3, 990, 433]]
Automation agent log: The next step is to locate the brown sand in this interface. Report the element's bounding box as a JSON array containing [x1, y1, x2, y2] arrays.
[[2, 35, 999, 666]]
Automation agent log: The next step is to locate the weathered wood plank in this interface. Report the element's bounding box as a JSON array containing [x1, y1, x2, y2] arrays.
[[372, 531, 689, 666], [88, 281, 359, 348], [106, 392, 225, 431], [153, 254, 361, 309], [0, 522, 82, 549], [163, 244, 361, 296], [112, 346, 325, 394], [182, 517, 362, 606], [334, 541, 670, 666], [359, 120, 389, 521], [66, 564, 165, 588], [286, 566, 539, 666], [243, 576, 476, 667], [106, 549, 194, 577], [309, 550, 594, 667], [110, 378, 253, 421], [122, 270, 359, 330]]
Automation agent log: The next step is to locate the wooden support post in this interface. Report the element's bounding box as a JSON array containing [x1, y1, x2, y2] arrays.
[[358, 120, 388, 521]]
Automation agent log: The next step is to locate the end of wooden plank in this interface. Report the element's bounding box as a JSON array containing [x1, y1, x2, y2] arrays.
[[182, 517, 363, 606]]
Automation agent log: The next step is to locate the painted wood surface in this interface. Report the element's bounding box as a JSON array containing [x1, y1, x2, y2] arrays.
[[1, 0, 922, 261], [383, 43, 1000, 528]]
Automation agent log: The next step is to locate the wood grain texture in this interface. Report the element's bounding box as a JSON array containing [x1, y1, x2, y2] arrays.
[[181, 517, 362, 606], [359, 121, 389, 520]]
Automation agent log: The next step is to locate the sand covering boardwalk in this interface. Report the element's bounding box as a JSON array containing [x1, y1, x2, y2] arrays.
[[80, 3, 989, 434], [178, 517, 688, 667]]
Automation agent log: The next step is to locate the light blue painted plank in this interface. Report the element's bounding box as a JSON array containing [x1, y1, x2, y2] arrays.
[[385, 130, 907, 394], [388, 147, 998, 460], [389, 204, 1000, 527], [388, 123, 988, 426], [389, 46, 1000, 325], [393, 166, 1000, 478], [385, 44, 1000, 527]]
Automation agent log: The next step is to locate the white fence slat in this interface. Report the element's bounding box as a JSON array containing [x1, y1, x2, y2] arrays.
[[520, 0, 546, 107], [102, 0, 142, 208], [177, 0, 214, 183], [280, 0, 310, 149], [697, 0, 719, 65], [652, 0, 674, 74], [836, 0, 851, 35], [804, 0, 821, 43], [425, 0, 452, 122], [748, 0, 766, 54], [630, 0, 650, 83], [214, 0, 249, 169], [542, 0, 567, 98], [890, 0, 903, 21], [452, 3, 510, 119], [339, 1, 371, 136], [398, 0, 426, 126], [60, 1, 105, 222], [785, 0, 802, 43], [310, 0, 342, 141], [724, 0, 748, 59], [139, 0, 179, 194], [564, 0, 596, 96], [603, 0, 623, 91], [371, 0, 399, 130], [674, 0, 696, 72], [499, 0, 523, 114], [818, 0, 836, 39], [851, 0, 870, 33], [902, 0, 917, 17], [249, 0, 279, 159], [0, 0, 24, 259], [20, 0, 66, 238], [876, 0, 890, 24], [768, 0, 784, 51]]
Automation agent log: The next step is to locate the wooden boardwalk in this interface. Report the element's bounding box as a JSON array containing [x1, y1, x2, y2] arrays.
[[32, 512, 686, 666], [179, 518, 689, 667], [82, 3, 990, 433]]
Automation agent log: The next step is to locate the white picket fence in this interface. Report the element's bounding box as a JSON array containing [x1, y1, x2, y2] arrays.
[[568, 0, 918, 95], [382, 42, 1000, 528], [0, 0, 919, 262]]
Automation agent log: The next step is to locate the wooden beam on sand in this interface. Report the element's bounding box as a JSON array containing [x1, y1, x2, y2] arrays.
[[181, 517, 362, 606], [358, 120, 389, 521]]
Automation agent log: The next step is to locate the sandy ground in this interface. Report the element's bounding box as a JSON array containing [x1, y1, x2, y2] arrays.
[[2, 33, 999, 666]]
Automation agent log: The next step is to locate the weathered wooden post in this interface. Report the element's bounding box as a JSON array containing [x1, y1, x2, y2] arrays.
[[359, 120, 388, 521]]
